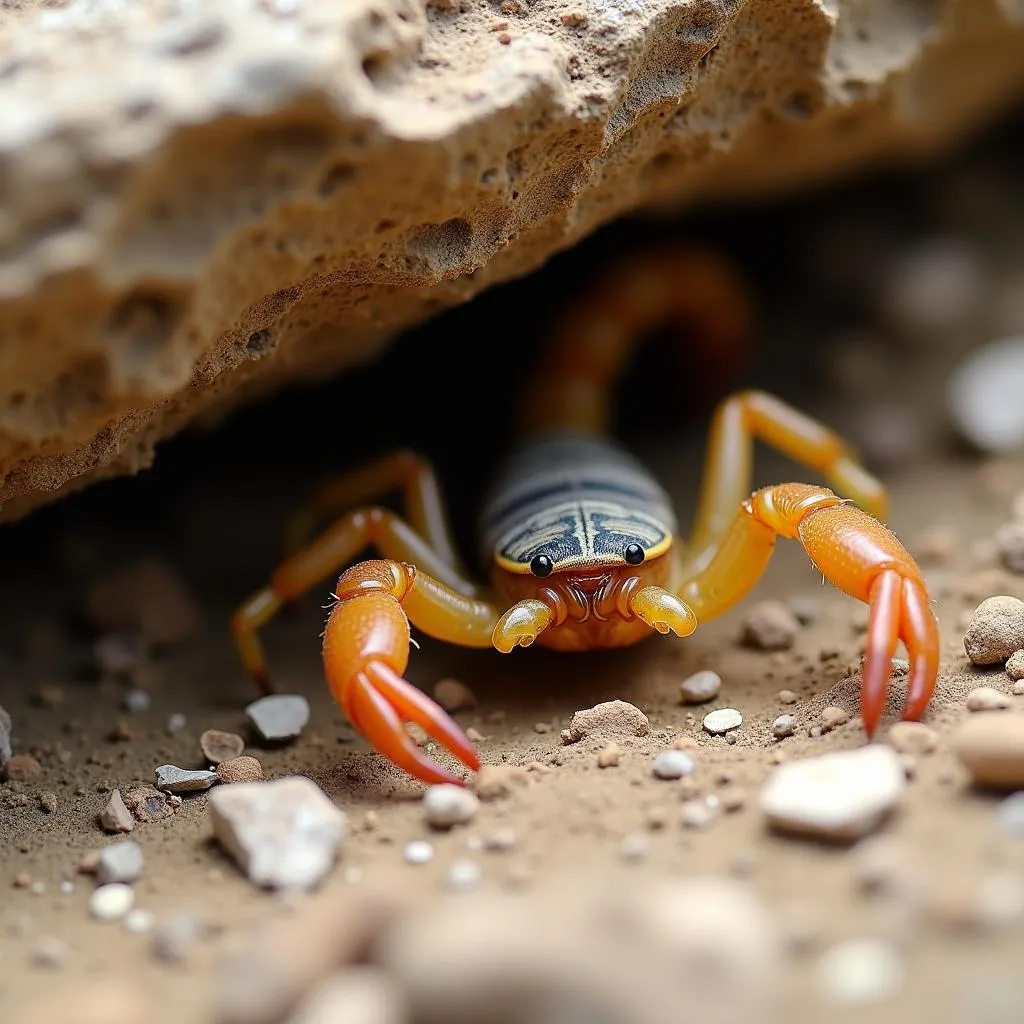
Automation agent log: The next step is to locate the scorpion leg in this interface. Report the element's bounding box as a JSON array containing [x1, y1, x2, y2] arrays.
[[682, 390, 888, 578], [678, 483, 939, 734], [282, 450, 467, 579], [231, 508, 498, 784]]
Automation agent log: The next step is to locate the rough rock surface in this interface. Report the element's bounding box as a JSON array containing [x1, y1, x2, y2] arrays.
[[1, 0, 1023, 519]]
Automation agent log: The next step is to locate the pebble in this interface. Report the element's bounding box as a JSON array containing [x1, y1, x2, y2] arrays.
[[564, 699, 650, 742], [216, 755, 264, 784], [651, 750, 695, 779], [39, 791, 58, 813], [951, 714, 1024, 788], [31, 935, 71, 969], [966, 686, 1012, 711], [432, 678, 477, 712], [772, 715, 796, 740], [998, 791, 1024, 836], [245, 694, 310, 742], [123, 908, 155, 934], [209, 776, 349, 890], [741, 600, 799, 650], [3, 754, 41, 781], [1006, 650, 1024, 680], [122, 689, 151, 713], [680, 800, 717, 829], [821, 707, 850, 730], [96, 841, 144, 885], [89, 883, 135, 921], [0, 703, 11, 765], [165, 712, 187, 734], [445, 859, 482, 892], [423, 784, 479, 829], [200, 729, 246, 764], [404, 840, 434, 865], [886, 721, 938, 755], [778, 689, 798, 705], [155, 764, 218, 792], [760, 745, 906, 841], [816, 938, 904, 1006], [963, 596, 1024, 664], [473, 764, 528, 800], [679, 669, 722, 704], [597, 741, 621, 768], [947, 335, 1024, 453], [702, 708, 742, 735]]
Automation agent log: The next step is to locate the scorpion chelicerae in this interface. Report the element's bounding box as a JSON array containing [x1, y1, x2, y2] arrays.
[[231, 247, 940, 785]]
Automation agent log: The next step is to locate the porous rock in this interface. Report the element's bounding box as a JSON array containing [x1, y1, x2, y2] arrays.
[[1, 0, 1023, 519]]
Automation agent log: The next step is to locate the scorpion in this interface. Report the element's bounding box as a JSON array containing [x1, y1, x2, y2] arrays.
[[230, 247, 940, 786]]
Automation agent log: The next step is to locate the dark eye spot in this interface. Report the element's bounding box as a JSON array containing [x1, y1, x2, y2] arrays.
[[624, 543, 645, 565], [530, 554, 554, 577]]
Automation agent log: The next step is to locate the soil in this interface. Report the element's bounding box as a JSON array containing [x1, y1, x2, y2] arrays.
[[2, 113, 1024, 1024]]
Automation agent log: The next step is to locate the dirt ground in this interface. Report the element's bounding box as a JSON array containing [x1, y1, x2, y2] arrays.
[[2, 115, 1024, 1024]]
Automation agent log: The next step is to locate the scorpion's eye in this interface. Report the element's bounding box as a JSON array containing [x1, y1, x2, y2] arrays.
[[623, 543, 645, 566], [530, 554, 554, 578]]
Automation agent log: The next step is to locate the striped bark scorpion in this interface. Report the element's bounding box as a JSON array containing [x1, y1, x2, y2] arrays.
[[231, 247, 940, 786]]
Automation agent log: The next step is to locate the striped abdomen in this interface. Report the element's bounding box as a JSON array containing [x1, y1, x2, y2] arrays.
[[478, 433, 677, 573]]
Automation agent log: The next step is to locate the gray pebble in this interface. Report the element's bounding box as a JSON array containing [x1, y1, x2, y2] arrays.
[[245, 694, 310, 742], [155, 764, 218, 792], [773, 715, 796, 740], [703, 708, 743, 735], [679, 669, 722, 704], [96, 841, 144, 885], [651, 750, 695, 779], [0, 703, 12, 765]]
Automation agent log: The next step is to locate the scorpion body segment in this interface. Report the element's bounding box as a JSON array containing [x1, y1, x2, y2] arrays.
[[231, 248, 941, 785]]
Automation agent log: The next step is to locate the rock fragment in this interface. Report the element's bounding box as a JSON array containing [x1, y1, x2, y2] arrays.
[[216, 755, 265, 784], [155, 764, 218, 792], [200, 729, 246, 764], [565, 700, 650, 743], [122, 785, 173, 823], [245, 694, 310, 742], [963, 595, 1024, 665], [951, 714, 1024, 788], [422, 784, 479, 829], [679, 670, 722, 704], [760, 745, 906, 841], [597, 742, 621, 768], [742, 601, 799, 650], [772, 715, 796, 740], [89, 883, 135, 922], [651, 750, 695, 780], [96, 842, 144, 886], [703, 708, 743, 735], [473, 764, 528, 800], [886, 722, 937, 755], [209, 776, 348, 890], [432, 678, 477, 713]]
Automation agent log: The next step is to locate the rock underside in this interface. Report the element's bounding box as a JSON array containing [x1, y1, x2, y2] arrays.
[[0, 0, 1022, 520]]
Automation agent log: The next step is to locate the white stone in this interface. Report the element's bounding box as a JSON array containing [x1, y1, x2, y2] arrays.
[[651, 750, 695, 780], [404, 841, 434, 865], [208, 776, 348, 890], [423, 784, 479, 829], [816, 939, 904, 1006], [679, 670, 721, 704], [702, 708, 743, 735], [95, 841, 144, 885], [89, 882, 135, 921], [760, 744, 906, 841], [445, 859, 482, 892], [155, 764, 218, 792], [123, 908, 155, 934], [947, 336, 1024, 453], [245, 694, 310, 741]]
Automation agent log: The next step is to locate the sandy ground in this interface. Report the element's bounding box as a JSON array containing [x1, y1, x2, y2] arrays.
[[2, 115, 1024, 1024]]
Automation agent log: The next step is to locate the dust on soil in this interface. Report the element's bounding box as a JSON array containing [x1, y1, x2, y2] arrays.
[[3, 114, 1024, 1024]]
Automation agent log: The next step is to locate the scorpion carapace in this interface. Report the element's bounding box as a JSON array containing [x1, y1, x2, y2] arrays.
[[231, 246, 940, 786]]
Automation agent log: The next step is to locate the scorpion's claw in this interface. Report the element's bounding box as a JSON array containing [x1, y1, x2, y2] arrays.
[[493, 599, 553, 653], [629, 586, 698, 637]]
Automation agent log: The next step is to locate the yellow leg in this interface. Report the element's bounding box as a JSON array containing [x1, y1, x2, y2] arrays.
[[232, 506, 483, 693], [678, 482, 938, 735], [283, 450, 465, 575], [682, 390, 887, 577]]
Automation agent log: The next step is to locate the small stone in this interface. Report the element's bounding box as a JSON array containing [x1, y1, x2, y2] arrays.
[[679, 669, 722, 704], [433, 678, 477, 712], [963, 595, 1024, 665], [245, 694, 310, 742], [597, 741, 621, 768], [155, 764, 218, 792], [122, 689, 151, 713], [564, 699, 650, 743], [773, 715, 796, 740], [741, 600, 800, 650], [966, 686, 1012, 712], [778, 689, 798, 705], [3, 754, 41, 781], [216, 755, 264, 784], [165, 713, 187, 735], [38, 791, 58, 813], [680, 800, 717, 829], [423, 784, 479, 829], [533, 721, 550, 734], [821, 707, 850, 730], [445, 859, 481, 892], [702, 708, 742, 735], [816, 939, 904, 1006], [947, 335, 1024, 454], [404, 840, 434, 865], [760, 745, 906, 841], [1006, 650, 1024, 680], [89, 882, 135, 921], [209, 776, 347, 890], [31, 936, 71, 969], [886, 722, 938, 755], [121, 908, 154, 935], [651, 750, 695, 779], [122, 785, 172, 823], [951, 714, 1024, 788], [95, 841, 144, 885], [473, 764, 527, 800], [200, 729, 246, 764], [997, 792, 1024, 836]]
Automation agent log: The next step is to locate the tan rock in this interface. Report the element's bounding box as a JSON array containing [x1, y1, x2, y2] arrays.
[[951, 713, 1024, 789], [0, 0, 1022, 519]]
